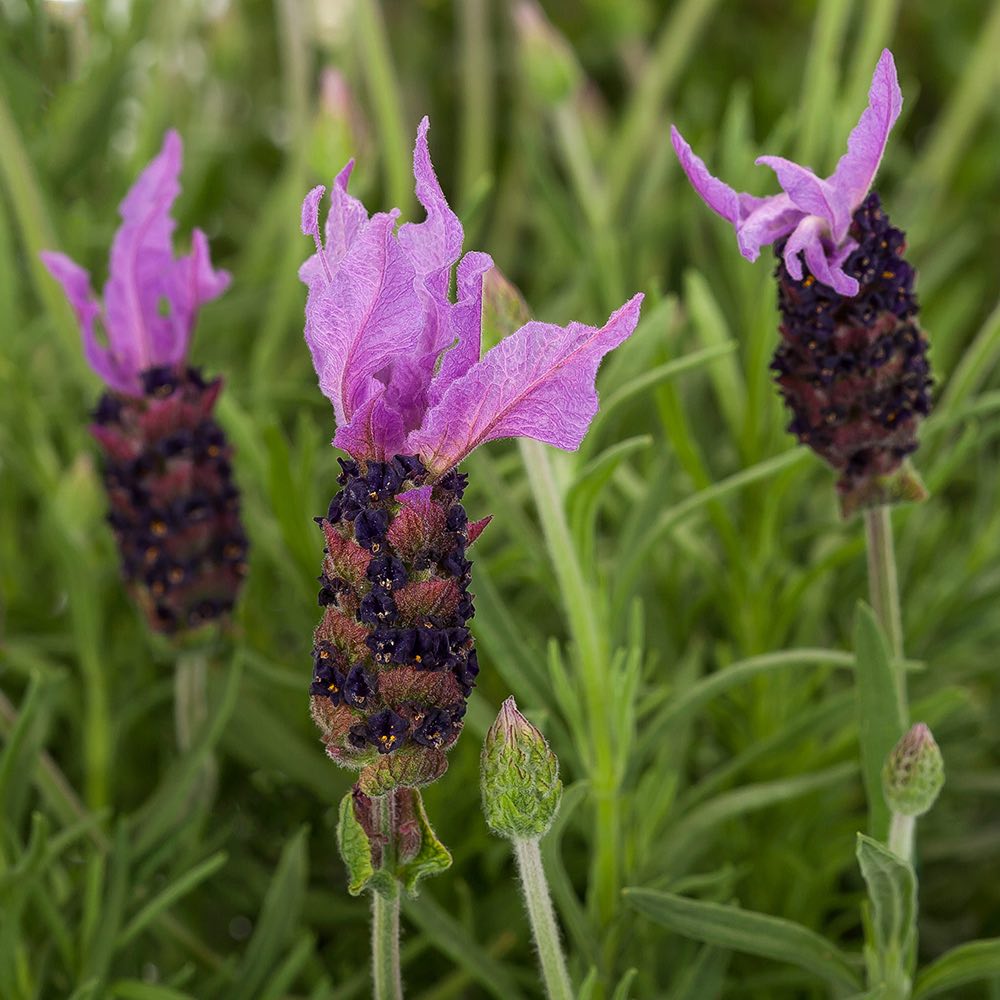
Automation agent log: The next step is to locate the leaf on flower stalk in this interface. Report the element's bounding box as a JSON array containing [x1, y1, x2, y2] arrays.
[[856, 833, 917, 980], [397, 788, 452, 895]]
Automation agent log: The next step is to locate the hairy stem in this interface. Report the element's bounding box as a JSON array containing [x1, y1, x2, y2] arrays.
[[371, 794, 403, 1000], [864, 505, 907, 709], [888, 811, 915, 863], [514, 837, 573, 1000], [521, 441, 619, 927]]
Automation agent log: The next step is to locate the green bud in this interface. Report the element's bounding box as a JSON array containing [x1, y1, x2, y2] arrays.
[[482, 266, 533, 348], [882, 722, 944, 817], [513, 1, 582, 107], [481, 697, 562, 839]]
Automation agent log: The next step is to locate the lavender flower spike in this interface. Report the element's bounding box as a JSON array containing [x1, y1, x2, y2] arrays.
[[41, 133, 247, 633], [41, 130, 230, 397], [301, 118, 642, 797], [671, 49, 902, 296], [672, 51, 932, 515]]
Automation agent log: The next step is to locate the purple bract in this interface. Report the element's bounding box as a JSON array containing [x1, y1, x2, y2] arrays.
[[300, 117, 643, 474], [671, 49, 903, 296], [41, 131, 230, 396]]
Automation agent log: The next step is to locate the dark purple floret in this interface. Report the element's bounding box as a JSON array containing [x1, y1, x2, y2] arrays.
[[343, 665, 378, 708], [412, 708, 459, 749], [366, 709, 410, 754], [367, 555, 408, 592], [354, 508, 390, 550], [358, 588, 397, 626], [772, 193, 932, 514]]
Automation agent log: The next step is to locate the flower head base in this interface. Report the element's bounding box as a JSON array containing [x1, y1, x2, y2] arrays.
[[671, 49, 902, 296], [300, 117, 642, 476], [41, 131, 230, 397], [772, 193, 932, 515], [42, 133, 246, 633], [882, 722, 944, 818]]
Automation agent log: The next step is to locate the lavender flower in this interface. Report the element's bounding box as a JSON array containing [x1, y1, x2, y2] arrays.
[[301, 117, 642, 794], [672, 51, 932, 514], [41, 132, 248, 632]]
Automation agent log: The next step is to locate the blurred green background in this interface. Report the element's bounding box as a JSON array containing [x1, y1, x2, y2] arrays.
[[2, 0, 1000, 997]]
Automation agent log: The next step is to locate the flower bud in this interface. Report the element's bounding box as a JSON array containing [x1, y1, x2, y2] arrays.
[[882, 722, 944, 817], [514, 1, 581, 107], [481, 697, 562, 839]]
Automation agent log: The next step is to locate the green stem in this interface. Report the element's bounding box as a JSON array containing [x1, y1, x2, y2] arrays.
[[864, 505, 906, 708], [888, 811, 915, 863], [514, 838, 573, 1000], [521, 441, 618, 926], [371, 794, 403, 1000]]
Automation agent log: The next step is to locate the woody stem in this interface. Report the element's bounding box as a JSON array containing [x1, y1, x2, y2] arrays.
[[371, 793, 403, 1000]]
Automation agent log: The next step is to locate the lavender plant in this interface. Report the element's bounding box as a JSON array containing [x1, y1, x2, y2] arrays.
[[40, 132, 248, 635], [299, 117, 642, 996]]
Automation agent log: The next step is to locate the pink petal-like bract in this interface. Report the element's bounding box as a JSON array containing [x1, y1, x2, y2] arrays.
[[41, 130, 230, 395], [407, 294, 644, 474], [670, 49, 904, 294], [300, 119, 644, 470]]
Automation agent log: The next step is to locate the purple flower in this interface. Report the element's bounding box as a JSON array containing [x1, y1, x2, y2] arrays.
[[671, 49, 902, 296], [300, 117, 643, 475], [41, 130, 230, 397], [39, 132, 246, 632]]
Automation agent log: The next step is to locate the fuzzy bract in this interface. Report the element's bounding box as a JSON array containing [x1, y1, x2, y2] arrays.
[[41, 131, 230, 397], [299, 117, 643, 474], [671, 49, 903, 296]]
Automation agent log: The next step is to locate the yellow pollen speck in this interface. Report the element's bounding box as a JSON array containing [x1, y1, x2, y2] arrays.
[[319, 649, 330, 659], [882, 270, 895, 279], [207, 445, 220, 457], [371, 543, 381, 553], [327, 681, 338, 692], [803, 276, 815, 287], [414, 655, 422, 663]]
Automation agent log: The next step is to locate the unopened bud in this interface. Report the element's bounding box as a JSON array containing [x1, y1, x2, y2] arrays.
[[514, 2, 581, 106], [481, 697, 562, 839], [882, 722, 944, 817]]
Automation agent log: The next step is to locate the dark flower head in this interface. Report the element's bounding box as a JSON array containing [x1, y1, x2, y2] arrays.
[[343, 664, 378, 709], [354, 508, 390, 550]]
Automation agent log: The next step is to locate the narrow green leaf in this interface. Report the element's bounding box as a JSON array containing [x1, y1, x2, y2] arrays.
[[855, 834, 916, 961], [227, 826, 309, 1000], [669, 944, 730, 1000], [403, 894, 527, 1000], [109, 982, 197, 1000], [625, 889, 862, 993], [914, 938, 1000, 999], [611, 968, 638, 1000], [854, 603, 907, 841], [118, 852, 229, 947]]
